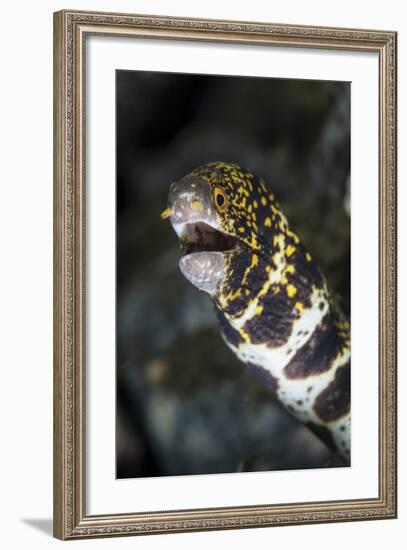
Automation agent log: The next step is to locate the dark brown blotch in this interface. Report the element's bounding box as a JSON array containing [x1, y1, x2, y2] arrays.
[[244, 290, 297, 347], [215, 307, 244, 348], [245, 363, 279, 394], [283, 313, 345, 379], [313, 361, 351, 423], [306, 422, 337, 453]]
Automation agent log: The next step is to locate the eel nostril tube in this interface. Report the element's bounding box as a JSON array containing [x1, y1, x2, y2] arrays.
[[191, 199, 202, 210], [160, 207, 173, 220]]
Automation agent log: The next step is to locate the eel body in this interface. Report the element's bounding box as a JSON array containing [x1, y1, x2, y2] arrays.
[[162, 162, 351, 464]]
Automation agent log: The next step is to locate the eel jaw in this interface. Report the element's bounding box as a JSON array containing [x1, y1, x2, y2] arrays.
[[179, 251, 226, 294], [173, 221, 237, 295], [165, 175, 237, 294]]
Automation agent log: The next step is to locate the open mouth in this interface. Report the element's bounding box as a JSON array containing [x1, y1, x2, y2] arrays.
[[179, 221, 237, 256]]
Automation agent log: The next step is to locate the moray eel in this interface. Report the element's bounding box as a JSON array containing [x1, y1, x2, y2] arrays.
[[162, 161, 351, 465]]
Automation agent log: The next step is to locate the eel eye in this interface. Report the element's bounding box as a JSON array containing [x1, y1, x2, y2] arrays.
[[214, 188, 227, 211]]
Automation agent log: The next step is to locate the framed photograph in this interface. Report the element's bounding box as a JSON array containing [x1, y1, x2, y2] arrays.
[[53, 9, 397, 540]]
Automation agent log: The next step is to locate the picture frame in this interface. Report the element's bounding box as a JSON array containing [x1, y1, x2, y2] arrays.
[[53, 9, 397, 540]]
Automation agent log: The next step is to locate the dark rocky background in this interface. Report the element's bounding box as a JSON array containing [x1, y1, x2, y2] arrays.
[[116, 70, 350, 478]]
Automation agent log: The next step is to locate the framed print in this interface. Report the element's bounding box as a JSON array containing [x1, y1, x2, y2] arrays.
[[53, 9, 397, 540]]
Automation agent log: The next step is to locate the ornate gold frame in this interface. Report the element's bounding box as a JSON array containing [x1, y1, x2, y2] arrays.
[[53, 9, 397, 540]]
